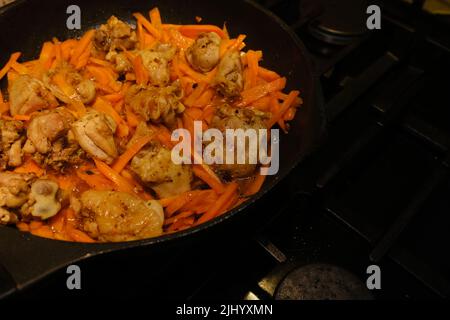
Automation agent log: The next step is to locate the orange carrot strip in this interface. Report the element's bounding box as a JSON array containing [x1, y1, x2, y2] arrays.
[[125, 103, 140, 128], [238, 77, 286, 107], [164, 210, 195, 226], [94, 159, 136, 194], [29, 221, 44, 230], [66, 227, 95, 243], [112, 135, 153, 173], [166, 191, 199, 217], [76, 167, 115, 191], [149, 7, 162, 29], [75, 42, 92, 69], [11, 61, 28, 75], [0, 52, 21, 80], [179, 25, 226, 39], [70, 30, 95, 66], [31, 225, 54, 239], [258, 66, 281, 82], [193, 165, 225, 194], [197, 182, 238, 224], [16, 222, 30, 232], [267, 90, 300, 128], [184, 82, 207, 107], [49, 211, 66, 233], [246, 50, 259, 89], [133, 13, 161, 39], [132, 54, 149, 86], [61, 39, 77, 61], [103, 93, 124, 103], [178, 61, 210, 83], [89, 57, 114, 68], [14, 158, 45, 177], [192, 88, 214, 108]]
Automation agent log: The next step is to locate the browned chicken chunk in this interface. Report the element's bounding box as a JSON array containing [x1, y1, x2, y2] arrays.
[[80, 190, 164, 242], [24, 108, 83, 171], [0, 172, 35, 225], [0, 120, 25, 169], [94, 16, 137, 53], [186, 32, 221, 73], [214, 50, 244, 98], [43, 64, 96, 105], [26, 108, 75, 154], [130, 142, 192, 198], [125, 81, 185, 127], [9, 75, 58, 116], [210, 104, 269, 178], [139, 43, 177, 86], [71, 110, 118, 164]]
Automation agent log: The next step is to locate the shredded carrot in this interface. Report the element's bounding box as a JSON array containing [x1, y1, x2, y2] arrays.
[[66, 227, 96, 243], [112, 135, 153, 173], [14, 158, 45, 177], [258, 66, 281, 82], [192, 88, 215, 108], [61, 39, 77, 61], [70, 30, 95, 67], [184, 82, 207, 107], [94, 159, 136, 194], [133, 12, 161, 39], [267, 90, 300, 128], [197, 182, 238, 224], [193, 165, 225, 194], [76, 167, 115, 191], [179, 25, 226, 39], [16, 222, 29, 232], [149, 7, 162, 29], [125, 103, 140, 128], [238, 77, 286, 107], [245, 50, 260, 89], [0, 52, 21, 80], [164, 210, 195, 226], [31, 225, 54, 239], [11, 61, 28, 75], [132, 54, 149, 86]]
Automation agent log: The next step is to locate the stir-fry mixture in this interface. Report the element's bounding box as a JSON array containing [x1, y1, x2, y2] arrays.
[[0, 8, 302, 242]]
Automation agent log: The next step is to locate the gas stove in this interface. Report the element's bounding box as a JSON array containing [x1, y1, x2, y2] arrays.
[[16, 0, 450, 300]]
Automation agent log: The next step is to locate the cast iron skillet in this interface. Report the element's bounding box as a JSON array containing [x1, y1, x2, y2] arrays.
[[0, 0, 324, 298]]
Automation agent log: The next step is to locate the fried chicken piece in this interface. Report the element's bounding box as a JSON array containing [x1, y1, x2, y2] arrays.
[[0, 172, 35, 225], [0, 119, 25, 169], [186, 32, 221, 73], [8, 75, 58, 116], [80, 190, 164, 242], [130, 142, 192, 198], [214, 50, 243, 98], [138, 43, 177, 86], [94, 16, 137, 53], [210, 104, 269, 178], [71, 110, 118, 164], [125, 81, 184, 127]]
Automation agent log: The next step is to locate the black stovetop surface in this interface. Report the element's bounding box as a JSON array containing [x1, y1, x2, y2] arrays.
[[17, 0, 450, 300]]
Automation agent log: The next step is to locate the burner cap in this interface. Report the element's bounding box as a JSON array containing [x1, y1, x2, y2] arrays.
[[275, 264, 372, 300], [308, 0, 370, 45]]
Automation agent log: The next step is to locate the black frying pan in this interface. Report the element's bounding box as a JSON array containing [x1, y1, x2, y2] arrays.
[[0, 0, 324, 298]]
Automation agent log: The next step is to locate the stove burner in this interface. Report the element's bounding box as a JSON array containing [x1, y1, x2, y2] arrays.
[[274, 264, 372, 300], [307, 0, 370, 45]]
